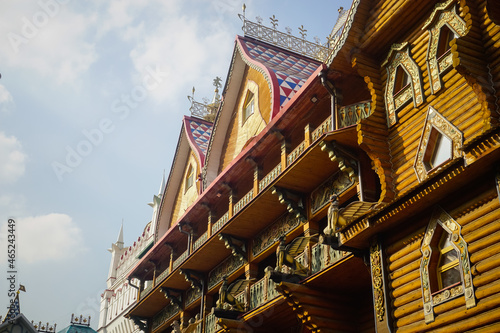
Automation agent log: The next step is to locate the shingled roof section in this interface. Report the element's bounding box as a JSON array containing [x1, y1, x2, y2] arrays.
[[237, 36, 321, 119], [183, 116, 213, 168]]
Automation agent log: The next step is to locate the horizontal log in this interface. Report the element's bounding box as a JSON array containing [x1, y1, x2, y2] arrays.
[[472, 252, 500, 276], [391, 270, 420, 290], [460, 199, 500, 232], [471, 243, 500, 265], [393, 297, 422, 319], [387, 237, 422, 262], [468, 228, 500, 254], [393, 289, 422, 308], [473, 266, 500, 288], [391, 277, 421, 299], [432, 306, 500, 333], [388, 247, 421, 272]]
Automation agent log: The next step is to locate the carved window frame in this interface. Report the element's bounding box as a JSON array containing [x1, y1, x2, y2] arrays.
[[423, 0, 467, 94], [383, 43, 424, 127], [184, 163, 194, 192], [239, 80, 259, 126], [414, 106, 462, 182], [420, 207, 475, 324]]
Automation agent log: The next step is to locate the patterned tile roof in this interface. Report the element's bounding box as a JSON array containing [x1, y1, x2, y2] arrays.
[[238, 37, 321, 114], [184, 116, 213, 167]]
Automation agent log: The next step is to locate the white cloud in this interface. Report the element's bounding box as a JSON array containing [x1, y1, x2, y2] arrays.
[[0, 132, 27, 184], [0, 84, 14, 113], [0, 213, 86, 264], [0, 1, 97, 85]]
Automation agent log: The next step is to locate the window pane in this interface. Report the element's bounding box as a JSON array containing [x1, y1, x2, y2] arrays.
[[439, 249, 458, 266], [440, 265, 461, 288]]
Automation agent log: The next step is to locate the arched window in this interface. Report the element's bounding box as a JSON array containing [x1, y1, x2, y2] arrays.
[[420, 207, 475, 324], [423, 1, 467, 94], [383, 43, 423, 126]]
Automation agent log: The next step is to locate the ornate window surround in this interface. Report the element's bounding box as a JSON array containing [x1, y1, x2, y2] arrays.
[[420, 206, 476, 324], [382, 42, 424, 127], [414, 106, 462, 182], [423, 0, 467, 94]]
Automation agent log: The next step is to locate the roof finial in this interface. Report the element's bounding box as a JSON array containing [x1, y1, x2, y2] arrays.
[[158, 170, 166, 196], [116, 222, 124, 248]]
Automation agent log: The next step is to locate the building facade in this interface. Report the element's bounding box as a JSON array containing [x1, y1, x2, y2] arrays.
[[125, 0, 500, 332], [98, 179, 165, 333]]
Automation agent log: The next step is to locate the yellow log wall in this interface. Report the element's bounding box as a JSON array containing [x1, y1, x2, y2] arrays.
[[385, 192, 500, 332]]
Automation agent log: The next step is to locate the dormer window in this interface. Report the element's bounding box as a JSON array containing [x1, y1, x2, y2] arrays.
[[383, 43, 423, 126], [243, 91, 255, 122], [423, 1, 467, 94]]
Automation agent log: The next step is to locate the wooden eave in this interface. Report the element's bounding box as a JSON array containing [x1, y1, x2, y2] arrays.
[[357, 0, 438, 58], [339, 127, 500, 250]]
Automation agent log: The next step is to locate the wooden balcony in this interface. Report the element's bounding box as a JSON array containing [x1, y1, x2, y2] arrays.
[[128, 100, 373, 324]]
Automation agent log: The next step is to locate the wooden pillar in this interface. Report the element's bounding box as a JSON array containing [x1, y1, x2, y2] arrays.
[[369, 238, 393, 333], [304, 123, 311, 148], [207, 210, 214, 238], [228, 187, 236, 218], [253, 165, 260, 197], [281, 139, 289, 170]]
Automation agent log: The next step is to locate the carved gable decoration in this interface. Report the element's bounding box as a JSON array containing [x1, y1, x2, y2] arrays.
[[383, 43, 424, 126], [423, 0, 467, 94], [414, 106, 462, 182]]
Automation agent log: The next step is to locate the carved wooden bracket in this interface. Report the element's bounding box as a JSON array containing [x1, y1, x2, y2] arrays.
[[180, 269, 204, 292], [130, 316, 148, 331], [219, 233, 247, 261], [319, 140, 358, 181], [160, 287, 183, 309], [271, 186, 306, 220]]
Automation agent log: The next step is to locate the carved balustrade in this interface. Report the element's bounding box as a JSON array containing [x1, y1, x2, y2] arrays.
[[338, 101, 372, 128], [211, 212, 229, 235], [151, 303, 179, 332], [173, 250, 189, 270], [140, 281, 154, 300], [258, 163, 282, 192], [156, 267, 170, 284], [311, 116, 332, 141], [193, 231, 208, 252], [287, 141, 306, 166], [311, 243, 344, 273], [250, 274, 279, 309], [205, 311, 221, 333], [233, 189, 254, 215]]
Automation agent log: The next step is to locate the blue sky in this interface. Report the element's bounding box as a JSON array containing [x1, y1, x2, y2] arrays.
[[0, 0, 351, 327]]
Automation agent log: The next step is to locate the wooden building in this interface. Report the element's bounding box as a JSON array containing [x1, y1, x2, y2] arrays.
[[125, 0, 500, 332]]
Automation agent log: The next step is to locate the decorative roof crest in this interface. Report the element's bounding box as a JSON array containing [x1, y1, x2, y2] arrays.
[[31, 321, 57, 333], [187, 77, 222, 122], [239, 4, 349, 62]]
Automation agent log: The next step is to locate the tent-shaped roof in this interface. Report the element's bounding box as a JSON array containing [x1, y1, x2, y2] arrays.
[[184, 116, 213, 167], [236, 36, 321, 118]]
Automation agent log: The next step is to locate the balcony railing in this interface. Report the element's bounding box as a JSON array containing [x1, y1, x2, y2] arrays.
[[311, 116, 332, 142], [287, 141, 306, 166], [258, 163, 282, 192], [193, 231, 208, 252], [173, 250, 189, 270], [311, 243, 344, 273], [205, 311, 221, 333], [250, 274, 280, 309], [233, 190, 254, 215], [135, 102, 369, 303], [140, 281, 154, 300], [338, 101, 372, 128], [151, 303, 179, 332], [211, 212, 229, 235]]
